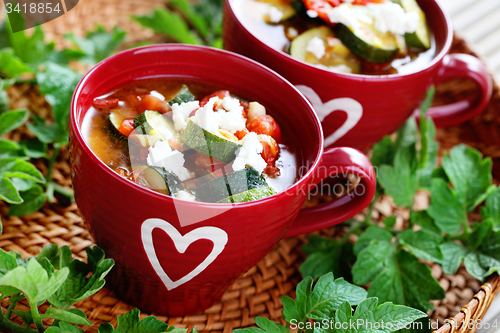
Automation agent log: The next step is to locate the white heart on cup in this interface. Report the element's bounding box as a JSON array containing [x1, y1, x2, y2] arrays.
[[141, 218, 228, 290], [296, 85, 363, 147]]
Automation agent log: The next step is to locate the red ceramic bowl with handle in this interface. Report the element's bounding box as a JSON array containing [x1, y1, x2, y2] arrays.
[[70, 44, 376, 316], [223, 0, 492, 151]]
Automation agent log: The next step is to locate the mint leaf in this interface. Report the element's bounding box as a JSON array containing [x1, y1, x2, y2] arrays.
[[12, 310, 34, 327], [26, 113, 58, 143], [353, 225, 392, 255], [439, 242, 468, 275], [1, 157, 45, 183], [481, 187, 500, 231], [37, 244, 72, 270], [383, 216, 396, 229], [19, 139, 48, 158], [427, 178, 466, 236], [281, 273, 367, 324], [353, 242, 444, 312], [333, 298, 426, 333], [8, 184, 47, 216], [0, 177, 22, 203], [442, 145, 492, 211], [170, 0, 209, 38], [7, 24, 57, 70], [36, 63, 82, 144], [65, 26, 126, 63], [41, 306, 92, 325], [0, 139, 21, 158], [98, 308, 168, 333], [133, 8, 203, 45], [411, 210, 442, 239], [45, 321, 85, 333], [0, 258, 69, 305], [399, 230, 443, 262], [394, 118, 418, 151], [0, 109, 28, 136], [234, 317, 288, 333], [300, 235, 354, 280], [0, 48, 32, 77], [463, 221, 500, 280], [417, 120, 438, 188], [370, 136, 395, 169]]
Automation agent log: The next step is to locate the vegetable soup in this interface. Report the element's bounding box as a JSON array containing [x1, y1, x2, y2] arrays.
[[82, 78, 299, 203], [231, 0, 436, 75]]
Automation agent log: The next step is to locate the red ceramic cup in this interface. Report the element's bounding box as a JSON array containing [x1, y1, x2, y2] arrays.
[[70, 44, 376, 316], [223, 0, 493, 151]]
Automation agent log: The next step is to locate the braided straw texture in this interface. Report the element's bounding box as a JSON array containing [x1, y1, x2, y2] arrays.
[[0, 0, 500, 332]]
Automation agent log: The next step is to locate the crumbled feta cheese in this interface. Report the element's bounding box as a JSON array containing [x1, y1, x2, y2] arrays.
[[326, 3, 419, 36], [218, 96, 246, 134], [269, 6, 284, 23], [367, 2, 419, 35], [175, 190, 197, 202], [172, 101, 200, 131], [150, 90, 165, 101], [147, 140, 194, 181], [287, 27, 299, 38], [306, 9, 319, 18], [232, 132, 267, 174], [306, 37, 326, 59], [195, 97, 221, 134]]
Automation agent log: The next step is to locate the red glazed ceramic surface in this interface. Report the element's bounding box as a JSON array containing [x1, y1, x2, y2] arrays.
[[70, 45, 376, 316], [223, 0, 493, 151]]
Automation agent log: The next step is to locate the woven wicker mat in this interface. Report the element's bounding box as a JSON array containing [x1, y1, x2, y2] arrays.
[[1, 1, 500, 332]]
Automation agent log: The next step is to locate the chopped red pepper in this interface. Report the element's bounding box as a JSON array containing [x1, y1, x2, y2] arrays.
[[118, 119, 135, 137], [303, 0, 386, 24], [200, 90, 231, 107], [92, 98, 119, 112], [140, 95, 172, 114]]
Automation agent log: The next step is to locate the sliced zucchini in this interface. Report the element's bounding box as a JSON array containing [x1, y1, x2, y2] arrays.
[[392, 0, 431, 49], [108, 112, 128, 142], [290, 26, 361, 73], [257, 0, 296, 23], [217, 186, 277, 203], [138, 166, 182, 196], [134, 110, 176, 141], [169, 85, 196, 106], [181, 119, 241, 163], [129, 134, 160, 147], [195, 167, 268, 203]]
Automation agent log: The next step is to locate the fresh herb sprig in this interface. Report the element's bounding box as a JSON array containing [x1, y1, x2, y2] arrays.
[[301, 86, 500, 314], [0, 16, 126, 216], [132, 0, 224, 48]]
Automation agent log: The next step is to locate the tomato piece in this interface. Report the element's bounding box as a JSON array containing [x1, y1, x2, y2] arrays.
[[140, 95, 172, 114], [240, 100, 249, 119], [259, 135, 280, 165], [303, 0, 386, 24], [200, 90, 231, 106], [118, 119, 135, 137], [92, 98, 119, 112], [235, 128, 249, 140], [168, 138, 184, 152], [264, 165, 281, 178], [247, 115, 282, 143]]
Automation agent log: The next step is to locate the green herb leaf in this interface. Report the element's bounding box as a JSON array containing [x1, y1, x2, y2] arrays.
[[281, 272, 367, 324], [36, 63, 82, 144], [170, 0, 209, 38], [0, 48, 32, 77], [19, 139, 48, 158], [7, 24, 57, 70], [399, 230, 443, 262], [442, 145, 492, 212], [12, 309, 34, 327], [37, 244, 73, 270], [353, 225, 392, 256], [65, 26, 126, 63], [132, 8, 203, 45], [0, 109, 28, 136], [353, 242, 444, 311], [370, 136, 395, 169], [427, 178, 466, 236], [439, 242, 468, 275], [1, 157, 45, 183], [0, 257, 69, 305], [8, 184, 47, 216], [300, 235, 354, 280], [383, 216, 397, 229], [45, 321, 85, 333], [0, 139, 21, 158], [463, 220, 500, 280], [481, 187, 500, 231], [0, 177, 22, 204], [234, 317, 288, 333], [26, 114, 59, 143], [378, 145, 418, 207], [41, 306, 93, 325], [411, 210, 442, 239], [98, 308, 169, 333], [333, 298, 426, 333]]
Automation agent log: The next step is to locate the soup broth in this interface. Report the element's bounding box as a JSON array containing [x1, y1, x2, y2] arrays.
[[82, 78, 299, 203], [232, 0, 436, 75]]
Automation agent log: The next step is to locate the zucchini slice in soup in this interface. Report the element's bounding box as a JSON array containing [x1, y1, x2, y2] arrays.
[[181, 119, 242, 163], [138, 166, 183, 196], [257, 0, 296, 23], [168, 85, 196, 106], [108, 112, 128, 142], [134, 110, 177, 141], [392, 0, 431, 49], [196, 167, 268, 203], [217, 187, 277, 203], [290, 27, 361, 74]]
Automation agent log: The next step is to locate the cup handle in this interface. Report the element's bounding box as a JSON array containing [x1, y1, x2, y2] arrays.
[[415, 53, 492, 127], [284, 147, 376, 238]]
